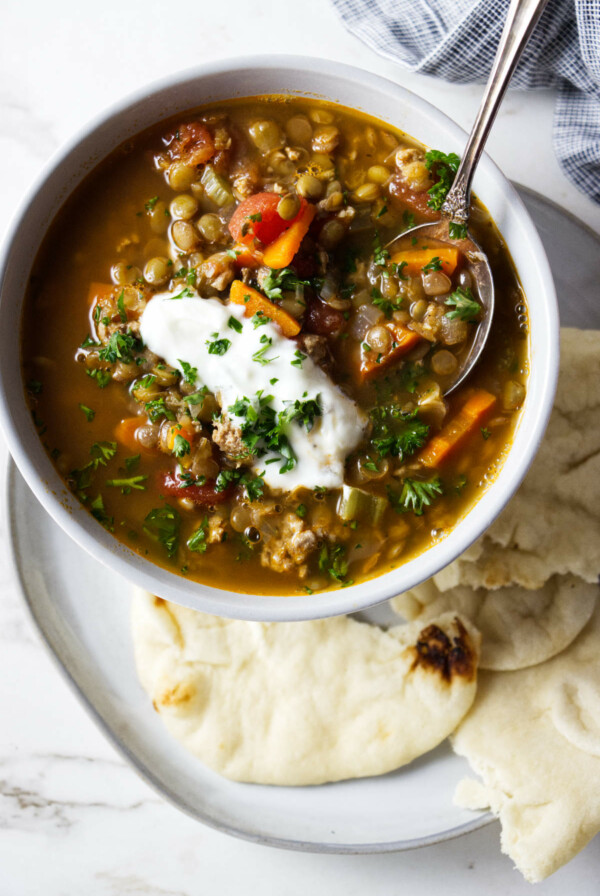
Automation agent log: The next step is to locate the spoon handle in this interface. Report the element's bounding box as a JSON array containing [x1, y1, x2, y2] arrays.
[[441, 0, 550, 223]]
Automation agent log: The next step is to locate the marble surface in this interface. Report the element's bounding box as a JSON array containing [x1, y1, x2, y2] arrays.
[[2, 0, 600, 892]]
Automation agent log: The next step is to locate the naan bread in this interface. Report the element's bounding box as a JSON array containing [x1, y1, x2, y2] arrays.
[[434, 328, 600, 592], [391, 574, 597, 670], [452, 602, 600, 882], [132, 588, 480, 785]]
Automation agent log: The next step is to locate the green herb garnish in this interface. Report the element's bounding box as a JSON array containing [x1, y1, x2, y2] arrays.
[[79, 404, 95, 422], [143, 505, 181, 557], [444, 287, 481, 322]]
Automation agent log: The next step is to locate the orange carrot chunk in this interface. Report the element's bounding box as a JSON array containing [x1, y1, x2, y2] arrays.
[[166, 422, 196, 453], [418, 390, 497, 467], [360, 321, 422, 380], [230, 242, 263, 268], [115, 417, 145, 453], [88, 282, 115, 305], [229, 280, 301, 337], [391, 246, 459, 277], [262, 203, 316, 269]]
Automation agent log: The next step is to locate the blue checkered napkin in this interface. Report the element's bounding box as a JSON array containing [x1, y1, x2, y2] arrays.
[[332, 0, 600, 203]]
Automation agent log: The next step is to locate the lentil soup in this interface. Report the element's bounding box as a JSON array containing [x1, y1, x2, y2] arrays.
[[21, 97, 528, 596]]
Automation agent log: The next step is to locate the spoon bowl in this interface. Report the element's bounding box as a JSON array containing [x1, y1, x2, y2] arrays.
[[387, 0, 549, 392], [387, 218, 494, 395]]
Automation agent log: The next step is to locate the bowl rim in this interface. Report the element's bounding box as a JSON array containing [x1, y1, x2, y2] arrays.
[[0, 54, 559, 621]]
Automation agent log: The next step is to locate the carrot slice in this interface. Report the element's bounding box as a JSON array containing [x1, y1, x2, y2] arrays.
[[360, 321, 422, 380], [418, 390, 497, 467], [391, 247, 459, 277], [115, 417, 147, 453], [262, 203, 316, 269], [229, 280, 300, 337], [88, 282, 115, 305], [165, 422, 196, 453], [230, 242, 263, 268]]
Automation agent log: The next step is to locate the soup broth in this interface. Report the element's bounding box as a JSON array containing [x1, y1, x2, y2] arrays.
[[22, 97, 528, 595]]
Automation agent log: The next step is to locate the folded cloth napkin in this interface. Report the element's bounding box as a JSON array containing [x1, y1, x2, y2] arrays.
[[332, 0, 600, 203]]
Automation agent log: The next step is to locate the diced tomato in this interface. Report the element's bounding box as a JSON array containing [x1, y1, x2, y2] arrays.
[[160, 470, 232, 505], [228, 192, 306, 248], [304, 298, 346, 336], [166, 122, 215, 167], [388, 175, 440, 221]]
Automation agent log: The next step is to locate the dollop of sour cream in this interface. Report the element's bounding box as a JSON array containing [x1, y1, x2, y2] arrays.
[[139, 290, 367, 491]]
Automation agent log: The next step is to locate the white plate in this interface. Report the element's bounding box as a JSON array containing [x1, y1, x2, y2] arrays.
[[8, 188, 598, 852]]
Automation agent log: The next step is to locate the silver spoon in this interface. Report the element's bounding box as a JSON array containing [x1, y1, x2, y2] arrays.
[[388, 0, 550, 394]]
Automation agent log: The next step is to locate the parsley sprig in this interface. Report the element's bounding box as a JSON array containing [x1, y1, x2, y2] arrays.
[[424, 149, 461, 211], [389, 476, 443, 516], [262, 268, 311, 301], [444, 286, 481, 322], [143, 505, 181, 558], [369, 406, 429, 460]]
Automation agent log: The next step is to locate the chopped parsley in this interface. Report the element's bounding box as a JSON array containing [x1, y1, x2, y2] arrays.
[[252, 311, 269, 329], [318, 542, 351, 584], [69, 441, 117, 496], [424, 149, 461, 211], [228, 392, 296, 474], [98, 330, 142, 365], [143, 505, 181, 558], [372, 231, 390, 267], [402, 210, 416, 231], [449, 221, 468, 240], [170, 287, 195, 300], [262, 267, 311, 301], [397, 362, 426, 394], [279, 395, 322, 432], [291, 349, 306, 367], [214, 468, 265, 502], [389, 476, 443, 516], [79, 404, 95, 422], [369, 406, 429, 460], [178, 360, 197, 385], [145, 397, 175, 422], [187, 517, 209, 553], [252, 334, 278, 366], [295, 503, 307, 519], [86, 368, 112, 389], [422, 256, 443, 272], [184, 386, 209, 406], [135, 373, 157, 391], [90, 495, 113, 530], [116, 290, 127, 323], [371, 287, 403, 319], [172, 434, 191, 458], [106, 475, 148, 494], [206, 333, 231, 355], [444, 287, 481, 322], [228, 315, 243, 333], [125, 454, 141, 472], [144, 196, 159, 211], [481, 427, 491, 440], [80, 333, 100, 349]]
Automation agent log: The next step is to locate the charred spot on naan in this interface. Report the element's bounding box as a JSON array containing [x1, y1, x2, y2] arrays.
[[412, 617, 477, 682]]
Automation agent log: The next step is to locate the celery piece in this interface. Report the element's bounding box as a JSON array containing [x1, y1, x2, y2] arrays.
[[201, 165, 234, 207], [337, 485, 387, 526]]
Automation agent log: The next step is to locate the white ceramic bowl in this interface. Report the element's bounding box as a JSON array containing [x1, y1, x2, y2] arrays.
[[0, 56, 559, 621]]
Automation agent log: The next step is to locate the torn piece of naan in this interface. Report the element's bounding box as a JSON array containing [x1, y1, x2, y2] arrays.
[[434, 328, 600, 592], [391, 574, 597, 670], [132, 588, 480, 785], [452, 604, 600, 882]]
